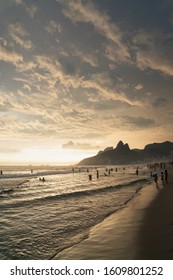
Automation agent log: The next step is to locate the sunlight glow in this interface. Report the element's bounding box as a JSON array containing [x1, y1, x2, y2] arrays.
[[0, 147, 96, 165]]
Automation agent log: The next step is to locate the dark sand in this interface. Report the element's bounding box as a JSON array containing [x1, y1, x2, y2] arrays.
[[54, 166, 173, 260]]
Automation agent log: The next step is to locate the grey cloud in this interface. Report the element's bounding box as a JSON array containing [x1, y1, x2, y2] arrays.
[[0, 44, 23, 64], [151, 97, 167, 107], [62, 140, 100, 150], [73, 49, 99, 68], [8, 22, 34, 50], [26, 5, 38, 18], [59, 0, 130, 64], [45, 20, 63, 34], [122, 115, 156, 129], [134, 29, 173, 76], [15, 0, 38, 18], [59, 57, 76, 75], [15, 0, 23, 5]]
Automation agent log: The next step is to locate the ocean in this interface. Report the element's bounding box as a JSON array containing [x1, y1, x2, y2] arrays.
[[0, 165, 152, 259]]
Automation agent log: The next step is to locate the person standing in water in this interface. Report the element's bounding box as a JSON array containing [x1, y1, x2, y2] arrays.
[[136, 167, 139, 176]]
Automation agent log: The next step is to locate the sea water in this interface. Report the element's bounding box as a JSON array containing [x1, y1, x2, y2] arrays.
[[0, 165, 152, 259]]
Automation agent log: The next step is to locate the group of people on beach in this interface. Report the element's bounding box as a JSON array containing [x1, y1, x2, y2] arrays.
[[88, 167, 120, 180], [152, 169, 168, 188]]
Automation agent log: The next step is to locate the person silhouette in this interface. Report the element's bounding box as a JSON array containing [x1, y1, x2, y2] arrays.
[[154, 174, 159, 188], [165, 169, 168, 184], [161, 172, 165, 185]]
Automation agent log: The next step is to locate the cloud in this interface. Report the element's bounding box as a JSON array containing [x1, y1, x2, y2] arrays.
[[134, 29, 173, 76], [25, 4, 38, 18], [134, 84, 143, 90], [16, 61, 36, 72], [151, 97, 167, 108], [8, 22, 34, 50], [81, 73, 143, 107], [15, 0, 23, 4], [15, 0, 38, 18], [62, 140, 100, 150], [59, 0, 130, 63], [0, 44, 23, 64], [136, 50, 173, 76], [45, 20, 63, 34], [122, 115, 156, 129], [74, 49, 98, 67], [105, 42, 131, 64]]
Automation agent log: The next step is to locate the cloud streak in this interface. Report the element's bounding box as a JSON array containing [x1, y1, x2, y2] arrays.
[[62, 140, 100, 150], [15, 0, 38, 18], [134, 29, 173, 76], [45, 20, 63, 34], [8, 22, 34, 50], [0, 44, 23, 64], [59, 0, 130, 63]]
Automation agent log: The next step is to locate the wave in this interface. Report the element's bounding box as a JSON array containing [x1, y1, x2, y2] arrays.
[[0, 170, 74, 180], [0, 178, 148, 209], [0, 180, 30, 197], [0, 188, 15, 195], [39, 178, 148, 201], [49, 180, 148, 260]]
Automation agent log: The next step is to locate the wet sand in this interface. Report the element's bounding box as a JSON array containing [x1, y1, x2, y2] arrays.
[[54, 166, 173, 260]]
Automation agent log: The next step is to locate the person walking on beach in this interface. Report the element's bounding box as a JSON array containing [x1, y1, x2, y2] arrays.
[[154, 174, 159, 188], [165, 169, 168, 184], [161, 172, 165, 185]]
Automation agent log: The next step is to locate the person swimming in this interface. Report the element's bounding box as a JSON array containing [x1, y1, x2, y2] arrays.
[[39, 177, 45, 182]]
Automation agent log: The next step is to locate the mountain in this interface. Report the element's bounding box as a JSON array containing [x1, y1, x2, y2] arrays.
[[77, 140, 173, 166]]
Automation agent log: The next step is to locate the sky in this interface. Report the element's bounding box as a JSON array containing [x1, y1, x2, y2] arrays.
[[0, 0, 173, 164]]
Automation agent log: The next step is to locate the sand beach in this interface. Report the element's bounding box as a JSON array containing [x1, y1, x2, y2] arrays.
[[54, 165, 173, 260]]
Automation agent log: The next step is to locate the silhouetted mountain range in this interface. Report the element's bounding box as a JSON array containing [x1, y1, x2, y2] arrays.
[[78, 140, 173, 166]]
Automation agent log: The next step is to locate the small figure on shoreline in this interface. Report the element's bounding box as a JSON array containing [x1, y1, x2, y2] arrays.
[[96, 169, 99, 179], [88, 174, 92, 180], [0, 170, 3, 175], [161, 172, 165, 185], [154, 174, 159, 189], [165, 169, 168, 184]]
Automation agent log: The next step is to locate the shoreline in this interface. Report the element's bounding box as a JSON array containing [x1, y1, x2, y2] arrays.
[[137, 166, 173, 259], [54, 166, 173, 260]]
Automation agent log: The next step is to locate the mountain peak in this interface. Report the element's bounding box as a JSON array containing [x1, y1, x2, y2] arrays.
[[77, 140, 173, 166], [115, 141, 130, 152], [124, 143, 130, 150], [116, 140, 124, 149]]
